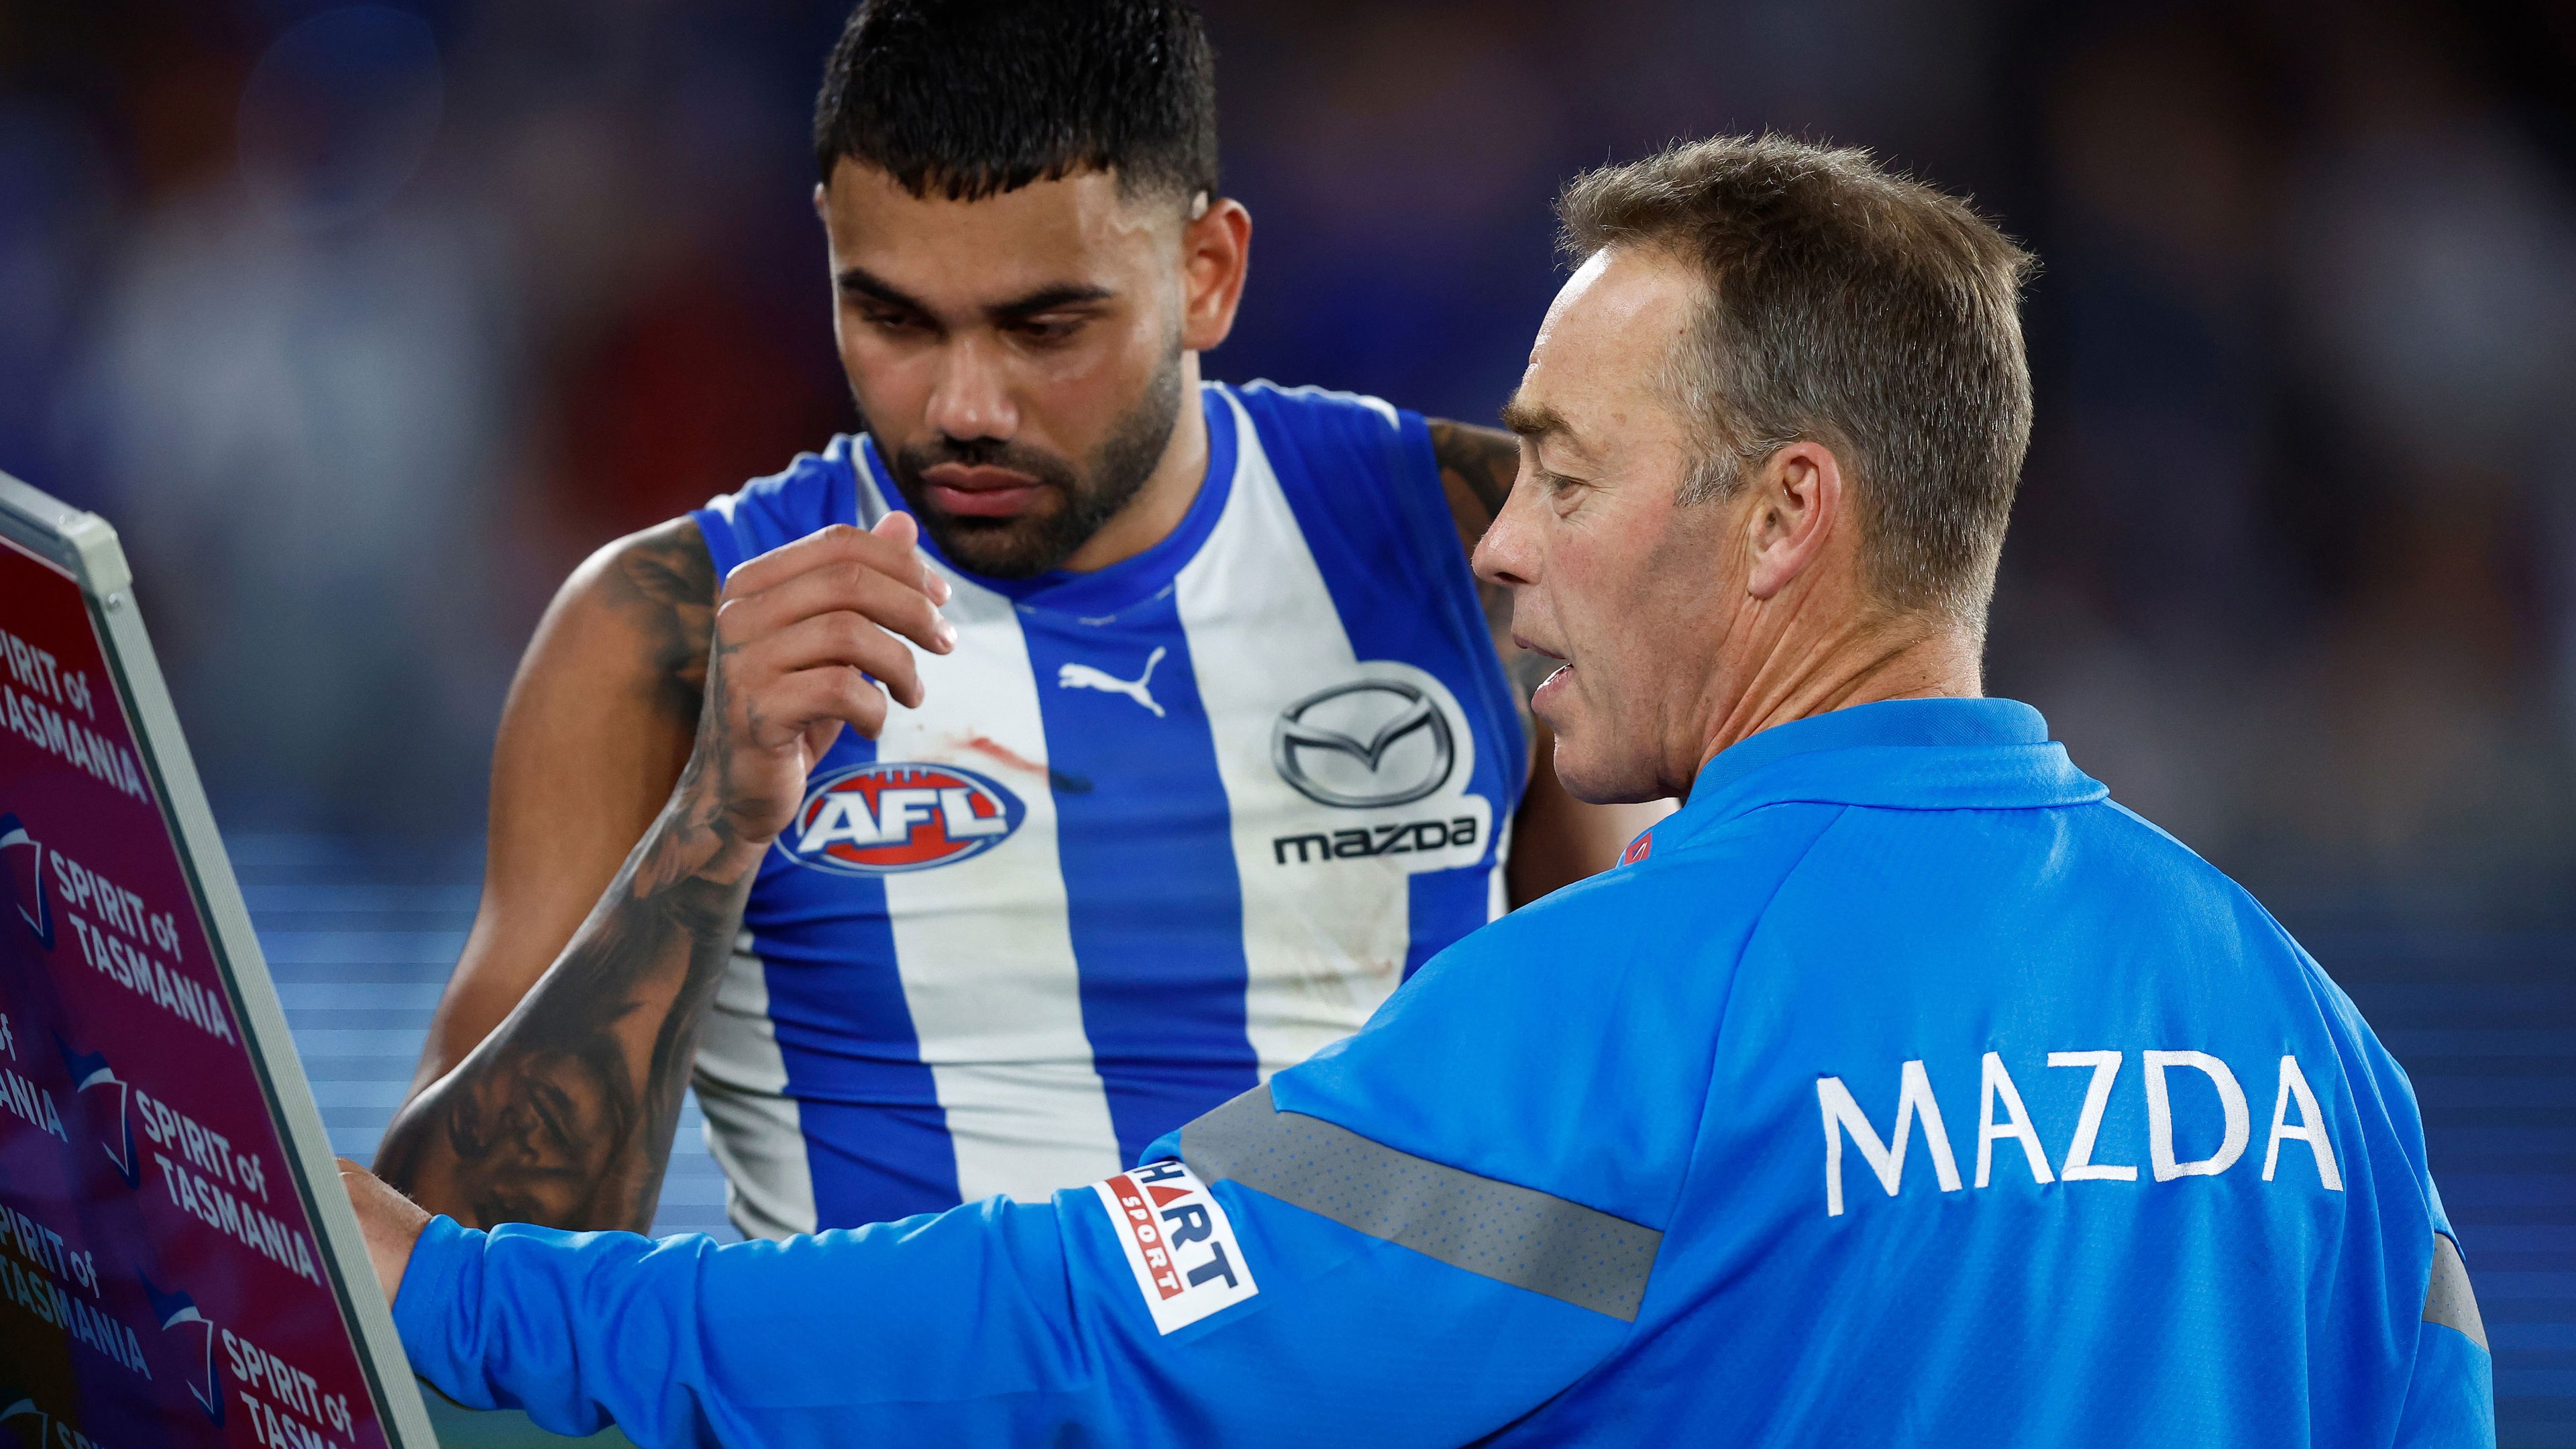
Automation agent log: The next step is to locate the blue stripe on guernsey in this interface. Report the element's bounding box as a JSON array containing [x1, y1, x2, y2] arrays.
[[746, 728, 961, 1223], [874, 394, 1258, 1169], [1018, 600, 1259, 1165], [1231, 383, 1525, 977]]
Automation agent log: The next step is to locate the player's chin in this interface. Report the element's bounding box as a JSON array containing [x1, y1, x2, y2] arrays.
[[922, 506, 1069, 579]]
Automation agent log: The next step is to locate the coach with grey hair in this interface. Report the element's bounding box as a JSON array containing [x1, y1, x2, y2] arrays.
[[342, 136, 2491, 1448]]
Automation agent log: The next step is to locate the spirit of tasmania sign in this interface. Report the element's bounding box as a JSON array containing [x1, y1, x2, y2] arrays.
[[0, 525, 414, 1449]]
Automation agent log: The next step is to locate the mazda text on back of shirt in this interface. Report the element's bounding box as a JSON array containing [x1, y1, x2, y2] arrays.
[[1816, 1049, 2344, 1216]]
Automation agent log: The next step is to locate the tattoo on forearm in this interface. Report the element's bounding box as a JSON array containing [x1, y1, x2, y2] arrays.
[[374, 538, 753, 1232], [372, 794, 754, 1228]]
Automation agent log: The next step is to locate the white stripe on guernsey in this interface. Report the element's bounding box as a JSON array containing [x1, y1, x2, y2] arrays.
[[855, 463, 1125, 1202], [1179, 390, 1412, 1077], [691, 931, 818, 1239]]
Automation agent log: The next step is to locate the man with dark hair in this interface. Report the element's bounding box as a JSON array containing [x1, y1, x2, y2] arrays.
[[345, 133, 2491, 1448], [373, 0, 1640, 1240]]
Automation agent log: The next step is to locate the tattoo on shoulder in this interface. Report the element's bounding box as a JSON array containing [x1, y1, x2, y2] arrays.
[[1427, 419, 1520, 547], [602, 521, 717, 727]]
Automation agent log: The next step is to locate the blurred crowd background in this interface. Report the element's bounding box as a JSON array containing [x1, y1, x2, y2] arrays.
[[1, 1, 2573, 1441], [2, 0, 2573, 921]]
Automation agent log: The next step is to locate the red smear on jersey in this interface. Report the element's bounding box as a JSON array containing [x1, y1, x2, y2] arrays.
[[957, 734, 1046, 779]]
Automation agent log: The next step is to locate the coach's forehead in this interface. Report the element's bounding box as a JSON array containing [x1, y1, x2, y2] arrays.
[[1508, 248, 1701, 462], [819, 159, 1178, 302]]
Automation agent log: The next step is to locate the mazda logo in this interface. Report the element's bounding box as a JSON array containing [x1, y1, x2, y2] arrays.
[[1271, 680, 1456, 808]]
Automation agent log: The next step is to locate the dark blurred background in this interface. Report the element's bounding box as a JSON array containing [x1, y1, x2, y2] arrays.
[[1, 0, 2571, 1443]]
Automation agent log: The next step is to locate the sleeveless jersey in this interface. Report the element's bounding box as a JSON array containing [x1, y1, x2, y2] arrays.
[[686, 381, 1527, 1237]]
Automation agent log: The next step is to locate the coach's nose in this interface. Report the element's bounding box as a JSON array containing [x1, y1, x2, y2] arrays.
[[1473, 469, 1542, 591], [924, 335, 1020, 443]]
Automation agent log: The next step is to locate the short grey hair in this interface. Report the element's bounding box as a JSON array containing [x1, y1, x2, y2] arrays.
[[1558, 134, 2036, 627]]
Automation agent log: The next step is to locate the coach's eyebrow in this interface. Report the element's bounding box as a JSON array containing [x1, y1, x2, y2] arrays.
[[1500, 394, 1584, 455], [1499, 394, 1560, 437]]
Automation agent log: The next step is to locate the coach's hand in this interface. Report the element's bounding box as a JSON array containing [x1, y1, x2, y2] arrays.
[[339, 1158, 429, 1305], [689, 514, 955, 851]]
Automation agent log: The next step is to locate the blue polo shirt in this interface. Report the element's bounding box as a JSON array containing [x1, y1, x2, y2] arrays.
[[394, 698, 2491, 1447]]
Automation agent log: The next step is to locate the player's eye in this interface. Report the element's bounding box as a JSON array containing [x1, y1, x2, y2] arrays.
[[1009, 315, 1083, 345], [852, 304, 930, 337]]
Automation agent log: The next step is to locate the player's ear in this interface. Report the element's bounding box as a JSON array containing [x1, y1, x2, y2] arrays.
[[1179, 194, 1251, 354]]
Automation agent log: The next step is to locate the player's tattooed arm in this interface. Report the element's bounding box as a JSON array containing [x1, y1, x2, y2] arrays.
[[375, 519, 955, 1232], [371, 776, 761, 1230], [606, 520, 718, 729], [1428, 418, 1519, 549]]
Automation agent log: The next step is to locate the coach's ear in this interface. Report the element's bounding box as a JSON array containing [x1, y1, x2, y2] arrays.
[[1743, 439, 1847, 602], [339, 1159, 431, 1304], [1179, 194, 1251, 354]]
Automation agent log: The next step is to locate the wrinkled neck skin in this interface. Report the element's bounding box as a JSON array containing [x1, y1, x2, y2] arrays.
[[1682, 593, 1985, 795]]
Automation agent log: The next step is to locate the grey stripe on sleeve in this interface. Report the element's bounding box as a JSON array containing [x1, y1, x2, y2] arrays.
[[1177, 1083, 1662, 1322], [2423, 1232, 2487, 1351]]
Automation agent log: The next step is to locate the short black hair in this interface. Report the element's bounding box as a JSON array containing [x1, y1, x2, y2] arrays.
[[814, 0, 1219, 204]]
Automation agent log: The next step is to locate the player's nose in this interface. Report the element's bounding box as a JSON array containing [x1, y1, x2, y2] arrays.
[[923, 336, 1020, 441]]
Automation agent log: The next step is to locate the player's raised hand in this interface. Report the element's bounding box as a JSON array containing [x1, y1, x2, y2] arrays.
[[686, 513, 956, 850]]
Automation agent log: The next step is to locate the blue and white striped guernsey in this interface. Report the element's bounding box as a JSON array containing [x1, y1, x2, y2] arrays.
[[686, 381, 1527, 1236]]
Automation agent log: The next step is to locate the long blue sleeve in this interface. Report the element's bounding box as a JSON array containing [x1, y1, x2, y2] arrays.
[[393, 1174, 1628, 1448], [2394, 1316, 2496, 1449], [394, 702, 2490, 1445]]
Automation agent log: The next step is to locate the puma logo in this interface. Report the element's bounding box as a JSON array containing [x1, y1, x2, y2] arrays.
[[1057, 646, 1167, 717]]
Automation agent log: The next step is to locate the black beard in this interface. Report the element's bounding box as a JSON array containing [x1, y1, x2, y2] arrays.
[[881, 350, 1187, 580]]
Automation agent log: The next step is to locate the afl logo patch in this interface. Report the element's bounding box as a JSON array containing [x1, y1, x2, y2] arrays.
[[785, 762, 1025, 876]]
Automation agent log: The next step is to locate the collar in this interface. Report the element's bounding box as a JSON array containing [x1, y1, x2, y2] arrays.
[[855, 382, 1239, 620], [1646, 698, 2106, 855]]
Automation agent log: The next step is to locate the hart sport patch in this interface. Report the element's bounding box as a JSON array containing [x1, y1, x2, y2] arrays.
[[784, 761, 1026, 876], [1089, 1160, 1258, 1335]]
